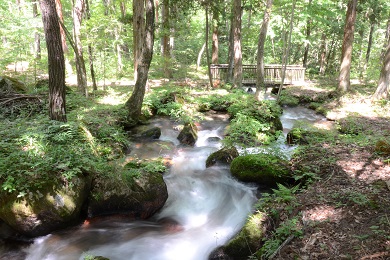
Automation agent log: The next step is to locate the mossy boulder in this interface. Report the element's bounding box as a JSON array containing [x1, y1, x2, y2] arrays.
[[206, 146, 239, 168], [88, 169, 168, 219], [177, 122, 198, 146], [133, 126, 162, 140], [213, 211, 270, 260], [375, 140, 390, 156], [286, 127, 309, 145], [0, 176, 91, 237], [230, 154, 291, 186], [0, 76, 27, 94]]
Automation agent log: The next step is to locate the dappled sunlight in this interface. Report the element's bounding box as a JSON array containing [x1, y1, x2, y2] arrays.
[[20, 134, 45, 156], [302, 205, 344, 224]]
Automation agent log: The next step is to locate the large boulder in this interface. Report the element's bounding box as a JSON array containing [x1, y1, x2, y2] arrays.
[[88, 169, 168, 219], [286, 127, 309, 145], [230, 154, 291, 186], [205, 146, 239, 168], [177, 122, 198, 146], [0, 176, 91, 237], [0, 76, 27, 95]]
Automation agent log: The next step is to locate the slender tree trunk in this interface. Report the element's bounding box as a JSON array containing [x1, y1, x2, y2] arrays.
[[372, 29, 390, 100], [255, 0, 273, 100], [205, 6, 213, 89], [85, 0, 97, 91], [227, 12, 234, 83], [56, 0, 72, 76], [319, 33, 327, 75], [133, 0, 145, 81], [161, 0, 172, 78], [72, 0, 88, 97], [338, 0, 357, 93], [232, 0, 242, 88], [39, 0, 66, 122], [302, 0, 312, 68], [197, 43, 206, 70], [363, 22, 375, 78], [211, 9, 219, 65], [31, 0, 41, 60], [126, 0, 154, 124]]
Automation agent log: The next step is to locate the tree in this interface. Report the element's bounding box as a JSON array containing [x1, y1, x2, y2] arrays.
[[338, 0, 358, 92], [72, 0, 88, 97], [161, 0, 172, 78], [232, 0, 242, 88], [39, 0, 67, 122], [372, 30, 390, 100], [125, 0, 154, 125], [255, 0, 273, 100], [133, 0, 145, 81]]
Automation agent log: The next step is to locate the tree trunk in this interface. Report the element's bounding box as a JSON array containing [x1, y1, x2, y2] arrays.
[[302, 0, 312, 68], [39, 0, 67, 122], [126, 0, 154, 124], [161, 0, 172, 78], [211, 9, 219, 64], [255, 0, 273, 100], [72, 0, 88, 97], [363, 22, 375, 78], [232, 0, 242, 89], [372, 31, 390, 100], [133, 0, 145, 81], [206, 6, 213, 89], [197, 43, 206, 70], [56, 0, 72, 76], [338, 0, 357, 93], [85, 0, 97, 91], [227, 12, 234, 83], [32, 0, 41, 60]]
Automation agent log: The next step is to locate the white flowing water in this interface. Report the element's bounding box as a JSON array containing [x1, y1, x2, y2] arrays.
[[22, 117, 258, 260], [1, 107, 325, 260]]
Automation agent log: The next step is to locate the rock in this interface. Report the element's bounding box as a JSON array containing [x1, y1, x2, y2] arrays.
[[88, 170, 168, 219], [221, 211, 269, 259], [177, 122, 198, 146], [0, 76, 27, 94], [206, 146, 239, 168], [230, 154, 291, 186], [375, 140, 390, 156], [138, 127, 161, 140], [0, 176, 91, 237], [206, 136, 221, 143], [286, 128, 309, 145], [208, 247, 233, 260]]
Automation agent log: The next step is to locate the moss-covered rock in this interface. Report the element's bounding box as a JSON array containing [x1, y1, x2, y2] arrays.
[[220, 211, 269, 260], [230, 154, 291, 186], [0, 176, 91, 237], [375, 139, 390, 156], [177, 122, 198, 146], [206, 146, 239, 168], [88, 169, 168, 219], [286, 127, 309, 145], [0, 76, 27, 94]]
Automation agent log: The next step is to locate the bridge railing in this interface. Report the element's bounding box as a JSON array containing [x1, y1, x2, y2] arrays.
[[210, 64, 306, 85]]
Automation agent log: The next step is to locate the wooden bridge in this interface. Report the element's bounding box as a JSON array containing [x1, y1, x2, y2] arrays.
[[210, 64, 306, 85]]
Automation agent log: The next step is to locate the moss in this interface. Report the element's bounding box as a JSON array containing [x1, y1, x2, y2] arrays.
[[230, 154, 291, 186], [224, 211, 268, 259], [286, 128, 308, 145], [205, 146, 239, 167]]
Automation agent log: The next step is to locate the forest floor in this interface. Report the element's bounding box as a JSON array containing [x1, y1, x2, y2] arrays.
[[273, 81, 390, 260]]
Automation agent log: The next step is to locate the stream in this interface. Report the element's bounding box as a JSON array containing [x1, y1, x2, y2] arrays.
[[0, 106, 325, 260]]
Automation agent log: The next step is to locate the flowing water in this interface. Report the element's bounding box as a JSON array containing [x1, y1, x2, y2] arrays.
[[0, 107, 325, 260]]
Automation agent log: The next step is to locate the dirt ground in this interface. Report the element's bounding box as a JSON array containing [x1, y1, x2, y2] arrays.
[[272, 83, 390, 260]]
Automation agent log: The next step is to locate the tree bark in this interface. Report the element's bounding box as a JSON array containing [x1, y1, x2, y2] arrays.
[[372, 31, 390, 100], [302, 0, 312, 68], [39, 0, 67, 122], [206, 6, 213, 89], [255, 0, 273, 100], [161, 0, 172, 78], [133, 0, 145, 81], [85, 0, 97, 91], [32, 0, 41, 60], [232, 0, 242, 89], [126, 0, 154, 124], [211, 9, 219, 65], [338, 0, 357, 93]]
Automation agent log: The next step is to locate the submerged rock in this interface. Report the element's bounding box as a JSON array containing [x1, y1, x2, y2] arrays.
[[177, 122, 198, 146], [230, 154, 291, 186], [88, 170, 168, 219], [0, 176, 91, 237], [205, 146, 239, 168]]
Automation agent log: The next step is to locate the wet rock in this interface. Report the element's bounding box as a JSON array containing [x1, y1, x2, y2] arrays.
[[138, 126, 161, 140], [206, 136, 221, 143], [208, 247, 233, 260], [221, 211, 270, 259], [88, 170, 168, 219], [177, 122, 198, 146], [230, 154, 291, 186], [0, 176, 91, 237], [286, 127, 309, 145], [206, 146, 239, 168]]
